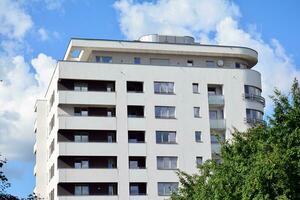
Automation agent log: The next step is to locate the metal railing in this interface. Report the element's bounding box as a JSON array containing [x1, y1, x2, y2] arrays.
[[244, 93, 265, 106], [208, 95, 224, 105], [209, 119, 226, 130]]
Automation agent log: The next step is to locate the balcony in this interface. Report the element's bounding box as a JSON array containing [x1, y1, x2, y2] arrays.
[[129, 157, 146, 169], [58, 156, 117, 169], [58, 183, 118, 197], [128, 106, 144, 118], [58, 90, 115, 105], [244, 93, 265, 106], [58, 142, 118, 156], [129, 182, 147, 196], [58, 169, 118, 182], [208, 95, 224, 106], [58, 116, 116, 130], [58, 79, 115, 92], [246, 117, 264, 125], [209, 119, 226, 130], [58, 130, 116, 143], [58, 196, 118, 200]]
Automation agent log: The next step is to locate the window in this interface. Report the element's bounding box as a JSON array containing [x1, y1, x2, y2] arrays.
[[158, 183, 178, 196], [49, 115, 55, 133], [194, 107, 200, 118], [128, 131, 145, 143], [108, 185, 115, 195], [246, 109, 263, 123], [74, 107, 88, 116], [150, 58, 169, 65], [187, 60, 194, 66], [127, 81, 143, 92], [192, 83, 199, 93], [236, 62, 247, 69], [155, 106, 176, 119], [49, 190, 54, 200], [195, 131, 202, 142], [127, 105, 144, 117], [74, 134, 89, 142], [130, 183, 147, 195], [108, 158, 116, 168], [49, 164, 54, 180], [154, 82, 174, 94], [244, 85, 262, 96], [209, 110, 218, 119], [156, 131, 176, 144], [49, 91, 55, 109], [196, 157, 203, 166], [74, 82, 88, 91], [129, 157, 146, 169], [95, 56, 112, 63], [75, 185, 89, 195], [49, 139, 54, 157], [208, 87, 217, 95], [206, 60, 215, 67], [74, 160, 89, 169], [157, 157, 177, 170], [134, 57, 141, 64]]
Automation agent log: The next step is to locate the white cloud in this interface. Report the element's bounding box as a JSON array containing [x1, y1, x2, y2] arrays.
[[38, 28, 49, 41], [0, 0, 33, 39], [114, 0, 240, 40], [114, 0, 300, 112], [0, 54, 56, 161], [44, 0, 65, 11]]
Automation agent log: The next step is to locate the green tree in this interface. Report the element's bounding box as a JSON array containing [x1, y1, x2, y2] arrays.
[[172, 79, 300, 200]]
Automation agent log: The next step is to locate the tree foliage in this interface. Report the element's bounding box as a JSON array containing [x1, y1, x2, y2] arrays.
[[172, 79, 300, 200]]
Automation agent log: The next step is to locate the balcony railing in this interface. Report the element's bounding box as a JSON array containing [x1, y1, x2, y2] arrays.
[[209, 119, 226, 130], [246, 117, 264, 125], [208, 95, 224, 106], [244, 93, 265, 106], [211, 143, 221, 154]]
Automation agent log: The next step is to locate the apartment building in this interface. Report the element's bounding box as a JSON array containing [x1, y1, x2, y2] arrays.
[[33, 34, 265, 200]]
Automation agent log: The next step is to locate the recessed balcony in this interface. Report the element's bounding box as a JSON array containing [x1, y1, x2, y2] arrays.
[[209, 119, 226, 130], [58, 183, 118, 196], [208, 95, 224, 106], [244, 93, 265, 106]]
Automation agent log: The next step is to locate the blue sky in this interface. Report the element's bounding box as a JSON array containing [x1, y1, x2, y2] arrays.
[[0, 0, 300, 198]]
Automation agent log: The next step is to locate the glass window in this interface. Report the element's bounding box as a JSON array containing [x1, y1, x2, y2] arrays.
[[196, 157, 203, 165], [81, 160, 89, 168], [195, 131, 202, 142], [129, 160, 138, 169], [96, 56, 112, 63], [187, 60, 193, 66], [130, 185, 139, 195], [74, 108, 88, 116], [244, 85, 262, 96], [74, 134, 89, 142], [154, 82, 174, 94], [194, 107, 200, 118], [208, 87, 217, 95], [108, 185, 114, 195], [82, 186, 89, 195], [158, 182, 178, 196], [209, 110, 218, 119], [235, 62, 241, 68], [134, 57, 141, 64], [206, 60, 215, 67], [74, 82, 88, 91], [75, 185, 89, 195], [193, 83, 199, 93], [108, 158, 115, 168], [156, 131, 176, 144], [155, 106, 176, 119], [157, 157, 177, 169]]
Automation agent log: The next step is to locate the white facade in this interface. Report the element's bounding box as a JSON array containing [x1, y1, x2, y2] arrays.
[[34, 35, 264, 200]]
